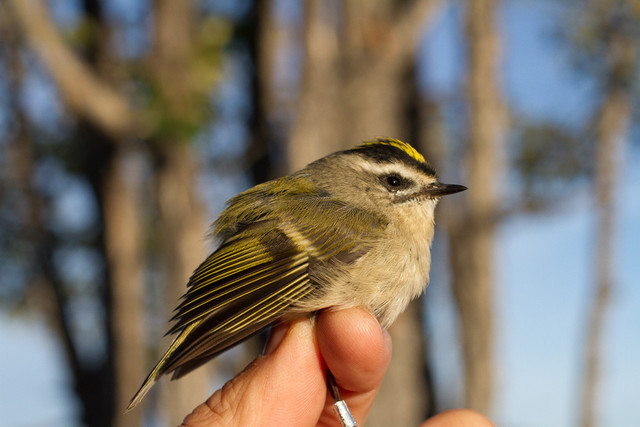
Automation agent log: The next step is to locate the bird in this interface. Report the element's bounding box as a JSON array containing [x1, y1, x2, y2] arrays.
[[127, 137, 466, 410]]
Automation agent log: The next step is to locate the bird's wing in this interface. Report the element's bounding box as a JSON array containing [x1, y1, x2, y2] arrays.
[[165, 198, 387, 373], [127, 194, 387, 410], [127, 221, 310, 410], [165, 223, 311, 373]]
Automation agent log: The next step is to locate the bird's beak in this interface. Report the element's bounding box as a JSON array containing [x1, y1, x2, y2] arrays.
[[424, 183, 467, 197]]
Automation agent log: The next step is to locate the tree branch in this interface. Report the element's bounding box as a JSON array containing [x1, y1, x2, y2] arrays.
[[7, 0, 145, 139]]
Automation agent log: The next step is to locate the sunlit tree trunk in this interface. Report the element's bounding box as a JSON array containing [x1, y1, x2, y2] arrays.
[[151, 1, 210, 423], [102, 148, 146, 427], [580, 29, 633, 427], [447, 0, 505, 414], [288, 0, 345, 168], [154, 144, 209, 424]]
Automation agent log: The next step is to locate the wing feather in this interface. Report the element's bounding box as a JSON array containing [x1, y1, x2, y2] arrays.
[[160, 196, 388, 375], [168, 254, 308, 334], [167, 273, 312, 374], [128, 185, 389, 409]]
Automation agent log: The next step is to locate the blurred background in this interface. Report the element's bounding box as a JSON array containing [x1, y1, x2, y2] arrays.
[[0, 0, 638, 426]]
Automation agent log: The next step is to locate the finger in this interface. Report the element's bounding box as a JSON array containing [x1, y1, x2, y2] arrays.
[[315, 308, 392, 426], [263, 321, 289, 355], [181, 318, 326, 427], [420, 409, 495, 427]]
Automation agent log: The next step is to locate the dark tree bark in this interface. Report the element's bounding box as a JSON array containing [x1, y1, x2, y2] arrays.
[[247, 0, 279, 183]]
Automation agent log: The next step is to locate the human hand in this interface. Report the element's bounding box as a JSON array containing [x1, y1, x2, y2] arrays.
[[180, 307, 493, 427]]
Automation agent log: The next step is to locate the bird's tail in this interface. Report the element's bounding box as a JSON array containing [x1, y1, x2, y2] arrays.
[[126, 322, 199, 411]]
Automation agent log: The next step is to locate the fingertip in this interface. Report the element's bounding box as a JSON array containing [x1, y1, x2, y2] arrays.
[[316, 308, 391, 393], [420, 409, 495, 427]]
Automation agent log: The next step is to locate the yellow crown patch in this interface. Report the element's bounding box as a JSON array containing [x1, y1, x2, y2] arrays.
[[361, 137, 426, 164]]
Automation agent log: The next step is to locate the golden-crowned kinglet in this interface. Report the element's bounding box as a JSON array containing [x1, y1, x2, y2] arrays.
[[128, 137, 466, 410]]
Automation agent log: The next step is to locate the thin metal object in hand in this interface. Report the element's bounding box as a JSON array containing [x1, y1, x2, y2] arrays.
[[327, 370, 357, 427]]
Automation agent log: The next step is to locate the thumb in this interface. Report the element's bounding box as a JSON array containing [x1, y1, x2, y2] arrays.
[[180, 318, 327, 427]]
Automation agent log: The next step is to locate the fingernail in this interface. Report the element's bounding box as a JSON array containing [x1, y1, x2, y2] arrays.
[[263, 322, 289, 355]]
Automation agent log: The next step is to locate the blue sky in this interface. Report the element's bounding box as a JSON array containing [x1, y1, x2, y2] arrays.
[[2, 2, 639, 427], [0, 313, 76, 427], [495, 153, 640, 427]]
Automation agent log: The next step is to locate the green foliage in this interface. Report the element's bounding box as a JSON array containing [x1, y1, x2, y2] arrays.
[[147, 17, 232, 143], [565, 0, 640, 93], [510, 119, 593, 206]]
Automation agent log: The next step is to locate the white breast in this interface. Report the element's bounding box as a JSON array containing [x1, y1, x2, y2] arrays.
[[313, 199, 438, 328]]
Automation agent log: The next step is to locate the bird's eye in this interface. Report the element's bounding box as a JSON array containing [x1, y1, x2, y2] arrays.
[[386, 175, 402, 187], [381, 174, 412, 192]]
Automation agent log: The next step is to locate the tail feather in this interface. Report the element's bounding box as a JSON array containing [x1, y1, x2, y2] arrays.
[[126, 322, 199, 411]]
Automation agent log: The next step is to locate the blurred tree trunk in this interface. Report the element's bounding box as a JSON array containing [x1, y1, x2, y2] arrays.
[[447, 0, 505, 414], [341, 0, 442, 144], [76, 124, 135, 427], [153, 144, 209, 424], [102, 147, 146, 427], [288, 0, 345, 168], [287, 2, 442, 425], [580, 26, 634, 427], [79, 3, 147, 426], [150, 1, 210, 424], [289, 0, 442, 168], [247, 0, 279, 183]]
